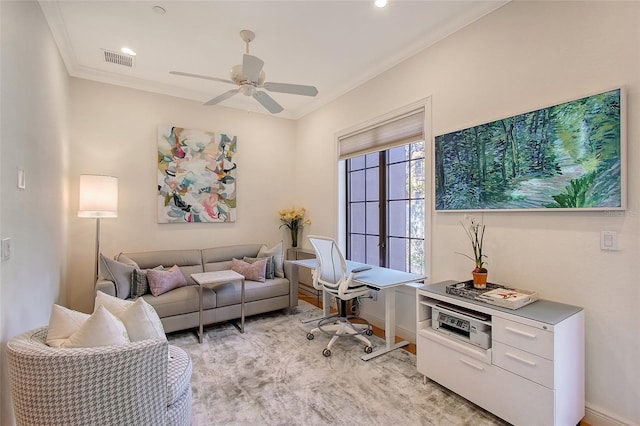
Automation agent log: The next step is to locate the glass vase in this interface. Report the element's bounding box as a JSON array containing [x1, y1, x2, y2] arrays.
[[291, 227, 299, 247]]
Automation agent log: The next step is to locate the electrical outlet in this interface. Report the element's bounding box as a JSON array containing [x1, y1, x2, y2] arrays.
[[369, 288, 378, 301], [1, 238, 11, 262]]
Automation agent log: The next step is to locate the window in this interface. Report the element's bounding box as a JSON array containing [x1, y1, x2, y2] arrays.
[[345, 142, 425, 274]]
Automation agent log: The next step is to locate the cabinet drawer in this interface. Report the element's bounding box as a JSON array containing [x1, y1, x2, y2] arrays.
[[417, 334, 498, 409], [417, 335, 554, 425], [493, 317, 554, 359], [493, 342, 554, 388]]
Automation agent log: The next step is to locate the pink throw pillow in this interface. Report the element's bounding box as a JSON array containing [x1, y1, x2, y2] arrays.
[[147, 265, 187, 296], [231, 258, 267, 282]]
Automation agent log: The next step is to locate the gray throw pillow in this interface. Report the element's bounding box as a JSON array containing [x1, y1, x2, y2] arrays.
[[257, 241, 284, 278], [244, 256, 275, 279], [99, 253, 137, 299], [131, 265, 164, 298]]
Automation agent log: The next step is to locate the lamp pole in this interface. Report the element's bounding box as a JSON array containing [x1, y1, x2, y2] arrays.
[[78, 174, 118, 285]]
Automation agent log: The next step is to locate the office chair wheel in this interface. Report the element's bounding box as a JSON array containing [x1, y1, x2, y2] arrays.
[[323, 348, 332, 357], [306, 333, 314, 340], [364, 346, 373, 354], [365, 329, 373, 336]]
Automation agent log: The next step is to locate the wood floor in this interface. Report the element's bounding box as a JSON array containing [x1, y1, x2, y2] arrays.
[[298, 294, 416, 355]]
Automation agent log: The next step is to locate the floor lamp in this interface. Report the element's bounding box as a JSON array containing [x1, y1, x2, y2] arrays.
[[78, 174, 118, 283]]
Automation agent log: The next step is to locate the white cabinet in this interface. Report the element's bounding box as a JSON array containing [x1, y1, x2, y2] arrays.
[[416, 281, 584, 426]]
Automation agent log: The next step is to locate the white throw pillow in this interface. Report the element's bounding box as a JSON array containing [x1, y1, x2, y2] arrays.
[[96, 290, 166, 341], [62, 305, 129, 348], [258, 241, 284, 278], [95, 290, 134, 317], [119, 298, 166, 341], [46, 304, 91, 347]]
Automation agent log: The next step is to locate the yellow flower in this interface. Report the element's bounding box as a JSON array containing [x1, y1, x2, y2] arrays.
[[278, 207, 311, 231]]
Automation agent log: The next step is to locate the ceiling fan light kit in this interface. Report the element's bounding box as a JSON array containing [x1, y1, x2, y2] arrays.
[[170, 29, 318, 114]]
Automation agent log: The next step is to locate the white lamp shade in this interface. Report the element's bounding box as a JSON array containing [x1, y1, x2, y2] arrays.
[[78, 175, 118, 218]]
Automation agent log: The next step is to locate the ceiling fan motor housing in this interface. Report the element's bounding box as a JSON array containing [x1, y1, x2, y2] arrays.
[[230, 64, 265, 87]]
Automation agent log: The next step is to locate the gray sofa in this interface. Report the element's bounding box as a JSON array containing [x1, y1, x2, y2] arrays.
[[96, 244, 298, 334]]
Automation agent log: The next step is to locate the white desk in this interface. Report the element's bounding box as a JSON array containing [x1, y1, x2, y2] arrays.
[[293, 258, 425, 361]]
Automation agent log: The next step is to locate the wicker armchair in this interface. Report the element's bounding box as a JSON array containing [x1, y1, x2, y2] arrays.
[[7, 327, 192, 426]]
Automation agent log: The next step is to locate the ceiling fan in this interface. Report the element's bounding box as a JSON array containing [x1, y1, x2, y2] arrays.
[[170, 30, 318, 114]]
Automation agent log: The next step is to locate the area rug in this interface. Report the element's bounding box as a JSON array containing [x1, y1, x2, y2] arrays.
[[167, 301, 508, 426]]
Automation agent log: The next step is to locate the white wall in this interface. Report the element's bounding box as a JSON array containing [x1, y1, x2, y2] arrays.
[[0, 1, 69, 424], [2, 1, 638, 425], [67, 79, 297, 313], [295, 1, 639, 425]]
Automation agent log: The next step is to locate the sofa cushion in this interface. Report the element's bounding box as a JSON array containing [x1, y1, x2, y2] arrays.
[[46, 304, 91, 347], [142, 285, 217, 318], [231, 258, 266, 282], [257, 241, 284, 278], [215, 277, 290, 307], [100, 254, 137, 299], [148, 265, 188, 296], [63, 306, 130, 348], [167, 345, 192, 406]]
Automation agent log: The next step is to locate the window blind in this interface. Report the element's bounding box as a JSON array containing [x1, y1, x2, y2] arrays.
[[338, 108, 425, 160]]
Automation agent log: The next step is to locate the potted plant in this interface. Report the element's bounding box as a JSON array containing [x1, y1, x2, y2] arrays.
[[278, 207, 311, 248], [458, 214, 488, 289]]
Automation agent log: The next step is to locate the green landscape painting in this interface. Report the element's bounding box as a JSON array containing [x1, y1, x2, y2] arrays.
[[435, 89, 624, 211]]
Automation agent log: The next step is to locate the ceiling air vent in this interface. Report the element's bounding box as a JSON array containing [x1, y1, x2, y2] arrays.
[[102, 49, 135, 68]]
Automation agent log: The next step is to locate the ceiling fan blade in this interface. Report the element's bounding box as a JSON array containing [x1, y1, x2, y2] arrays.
[[170, 71, 234, 85], [204, 89, 240, 106], [253, 91, 283, 114], [242, 54, 264, 82], [263, 82, 318, 97]]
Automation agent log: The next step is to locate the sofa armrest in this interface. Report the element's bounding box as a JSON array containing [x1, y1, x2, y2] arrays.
[[95, 278, 117, 297], [283, 260, 298, 308]]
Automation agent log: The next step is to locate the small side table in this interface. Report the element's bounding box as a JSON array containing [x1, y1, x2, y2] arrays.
[[191, 270, 245, 343]]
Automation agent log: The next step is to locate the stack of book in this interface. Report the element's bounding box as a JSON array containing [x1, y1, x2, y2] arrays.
[[445, 281, 538, 309], [475, 287, 538, 309]]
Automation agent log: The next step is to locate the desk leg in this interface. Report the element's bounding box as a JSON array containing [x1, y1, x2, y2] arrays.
[[361, 286, 409, 361], [231, 278, 246, 333], [301, 289, 335, 324], [240, 277, 245, 333], [198, 284, 204, 344]]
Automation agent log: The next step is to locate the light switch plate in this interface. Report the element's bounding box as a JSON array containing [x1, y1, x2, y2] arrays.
[[600, 231, 618, 251], [17, 169, 25, 189], [1, 238, 10, 261]]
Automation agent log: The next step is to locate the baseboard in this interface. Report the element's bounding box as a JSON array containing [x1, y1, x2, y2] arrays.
[[584, 404, 635, 426]]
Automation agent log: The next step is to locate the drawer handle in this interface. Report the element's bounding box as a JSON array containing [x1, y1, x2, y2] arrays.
[[505, 326, 537, 339], [460, 358, 485, 371], [505, 352, 537, 366]]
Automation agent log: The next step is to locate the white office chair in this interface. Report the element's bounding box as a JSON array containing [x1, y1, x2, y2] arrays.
[[306, 235, 374, 357]]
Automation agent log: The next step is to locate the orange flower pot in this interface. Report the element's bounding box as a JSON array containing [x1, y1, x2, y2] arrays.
[[472, 271, 488, 289]]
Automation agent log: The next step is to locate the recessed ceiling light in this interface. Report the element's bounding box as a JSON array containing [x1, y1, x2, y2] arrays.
[[375, 0, 388, 8], [121, 47, 137, 56], [152, 5, 166, 15]]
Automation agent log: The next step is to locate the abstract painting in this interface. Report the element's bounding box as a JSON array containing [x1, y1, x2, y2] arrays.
[[435, 88, 624, 211], [157, 126, 237, 223]]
